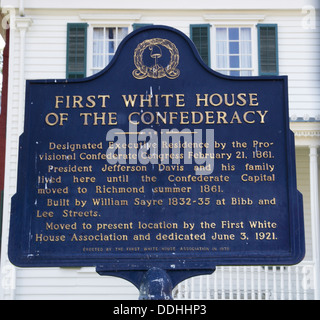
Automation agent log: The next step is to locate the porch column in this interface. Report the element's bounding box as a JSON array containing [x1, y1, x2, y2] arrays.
[[310, 145, 320, 299], [16, 17, 32, 134]]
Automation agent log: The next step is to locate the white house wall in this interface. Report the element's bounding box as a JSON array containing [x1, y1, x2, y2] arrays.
[[17, 8, 320, 119]]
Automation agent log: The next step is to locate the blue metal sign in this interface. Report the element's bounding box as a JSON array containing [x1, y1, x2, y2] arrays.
[[8, 26, 304, 290]]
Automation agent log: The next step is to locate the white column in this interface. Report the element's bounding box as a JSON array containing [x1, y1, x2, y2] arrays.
[[310, 145, 320, 299], [16, 17, 32, 135], [0, 15, 32, 301]]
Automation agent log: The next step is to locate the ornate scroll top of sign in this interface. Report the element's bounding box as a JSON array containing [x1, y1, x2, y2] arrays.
[[133, 38, 180, 79]]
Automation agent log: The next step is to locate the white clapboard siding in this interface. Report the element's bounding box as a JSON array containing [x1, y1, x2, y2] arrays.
[[17, 9, 320, 118], [24, 13, 76, 79], [14, 268, 139, 300], [264, 12, 320, 118]]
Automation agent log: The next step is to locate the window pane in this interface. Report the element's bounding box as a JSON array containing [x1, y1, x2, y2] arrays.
[[217, 55, 228, 68], [93, 28, 104, 40], [240, 28, 251, 41], [229, 42, 239, 54], [219, 70, 230, 76], [106, 28, 115, 40], [241, 41, 252, 55], [92, 26, 129, 74], [230, 70, 240, 76], [118, 28, 129, 46], [118, 27, 128, 39], [93, 54, 103, 69], [229, 28, 239, 40], [240, 70, 252, 76], [93, 40, 103, 55], [229, 55, 239, 68], [241, 55, 252, 68], [107, 41, 115, 54], [215, 27, 252, 77], [93, 28, 104, 70], [216, 41, 227, 55], [105, 55, 112, 66], [216, 28, 227, 40]]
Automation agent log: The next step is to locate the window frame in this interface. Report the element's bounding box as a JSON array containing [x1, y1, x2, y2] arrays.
[[87, 24, 132, 76], [211, 23, 259, 76]]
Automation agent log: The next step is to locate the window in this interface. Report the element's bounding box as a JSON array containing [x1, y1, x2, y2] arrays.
[[66, 23, 88, 79], [257, 24, 278, 75], [190, 25, 211, 66], [92, 27, 129, 74], [215, 27, 253, 76]]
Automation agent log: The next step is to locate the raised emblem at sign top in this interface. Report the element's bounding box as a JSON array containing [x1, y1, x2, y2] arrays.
[[133, 38, 180, 80]]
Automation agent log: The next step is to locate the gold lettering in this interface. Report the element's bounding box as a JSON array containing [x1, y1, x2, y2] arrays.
[[128, 112, 140, 124], [191, 111, 203, 124], [141, 111, 154, 124], [109, 112, 117, 125], [216, 111, 228, 124], [55, 96, 64, 109], [169, 112, 178, 124], [98, 95, 110, 108], [257, 110, 268, 124], [86, 95, 96, 108], [236, 93, 247, 106], [122, 94, 138, 107], [140, 94, 152, 107], [205, 111, 215, 124], [161, 94, 174, 107], [66, 95, 71, 108], [73, 96, 84, 108], [93, 112, 106, 125], [249, 93, 259, 106], [243, 111, 255, 124], [45, 113, 68, 126], [176, 94, 185, 107], [209, 94, 223, 107], [80, 113, 90, 125], [224, 93, 234, 107], [196, 94, 209, 107], [180, 112, 189, 124], [230, 111, 242, 124]]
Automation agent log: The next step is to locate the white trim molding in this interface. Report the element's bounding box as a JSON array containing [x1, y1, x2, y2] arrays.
[[203, 14, 266, 23], [290, 122, 320, 147], [79, 14, 142, 24], [309, 145, 320, 299]]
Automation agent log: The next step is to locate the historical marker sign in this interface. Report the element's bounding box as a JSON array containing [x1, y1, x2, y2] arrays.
[[9, 26, 304, 279]]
